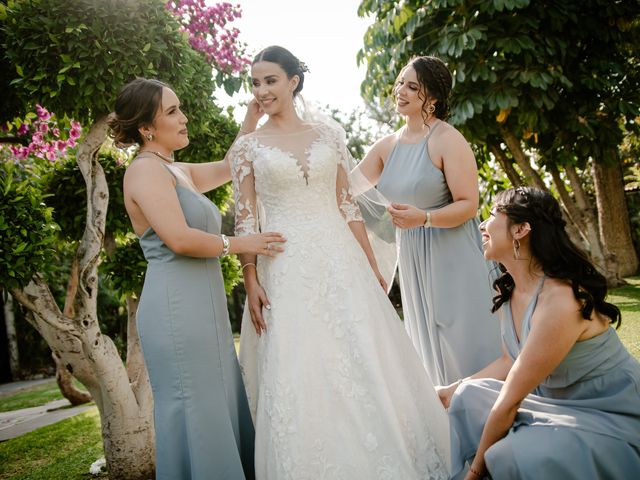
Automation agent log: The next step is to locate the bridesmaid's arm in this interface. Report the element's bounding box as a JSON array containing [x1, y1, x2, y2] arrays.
[[184, 99, 264, 193], [351, 134, 394, 188], [466, 292, 585, 479], [389, 128, 479, 229], [436, 344, 513, 409], [183, 159, 231, 193], [430, 128, 479, 228], [125, 159, 257, 257]]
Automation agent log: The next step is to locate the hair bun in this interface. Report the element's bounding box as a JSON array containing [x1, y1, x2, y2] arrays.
[[299, 61, 310, 73]]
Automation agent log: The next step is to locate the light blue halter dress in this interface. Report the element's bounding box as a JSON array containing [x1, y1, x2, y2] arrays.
[[376, 124, 501, 385], [448, 277, 640, 479], [136, 166, 255, 480]]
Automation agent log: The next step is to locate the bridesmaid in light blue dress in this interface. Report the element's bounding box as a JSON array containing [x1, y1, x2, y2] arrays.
[[438, 187, 640, 479], [355, 56, 500, 385], [112, 78, 285, 479]]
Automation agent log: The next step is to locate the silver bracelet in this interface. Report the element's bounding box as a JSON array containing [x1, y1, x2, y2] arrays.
[[220, 234, 230, 256], [242, 262, 256, 271]]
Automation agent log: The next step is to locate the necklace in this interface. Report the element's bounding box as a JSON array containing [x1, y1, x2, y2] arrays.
[[139, 150, 175, 163]]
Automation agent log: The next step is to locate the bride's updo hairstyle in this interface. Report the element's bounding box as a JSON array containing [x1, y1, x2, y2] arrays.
[[253, 46, 309, 97], [108, 78, 168, 148]]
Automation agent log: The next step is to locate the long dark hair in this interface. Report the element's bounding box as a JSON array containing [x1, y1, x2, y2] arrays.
[[253, 45, 309, 96], [491, 186, 621, 328]]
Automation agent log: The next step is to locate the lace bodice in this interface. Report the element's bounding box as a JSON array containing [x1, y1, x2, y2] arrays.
[[229, 123, 363, 236]]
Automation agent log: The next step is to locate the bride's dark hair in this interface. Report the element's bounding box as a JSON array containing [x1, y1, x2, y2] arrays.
[[253, 45, 308, 96], [491, 187, 621, 328]]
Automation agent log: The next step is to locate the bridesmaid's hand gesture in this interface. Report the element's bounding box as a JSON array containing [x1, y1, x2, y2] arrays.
[[435, 382, 459, 409], [387, 203, 427, 229]]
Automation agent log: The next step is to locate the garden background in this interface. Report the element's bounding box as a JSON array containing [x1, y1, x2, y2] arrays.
[[1, 0, 639, 478]]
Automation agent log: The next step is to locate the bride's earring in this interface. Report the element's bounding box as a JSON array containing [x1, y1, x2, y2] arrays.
[[513, 239, 521, 260], [427, 103, 435, 116]]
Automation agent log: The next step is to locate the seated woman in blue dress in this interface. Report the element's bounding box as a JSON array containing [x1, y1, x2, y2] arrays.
[[436, 186, 640, 479]]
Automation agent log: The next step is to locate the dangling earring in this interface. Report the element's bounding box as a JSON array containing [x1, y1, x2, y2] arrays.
[[145, 133, 153, 141], [513, 239, 521, 260], [427, 103, 436, 117]]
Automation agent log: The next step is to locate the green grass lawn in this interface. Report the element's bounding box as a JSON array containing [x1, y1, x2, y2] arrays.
[[0, 277, 638, 479], [0, 381, 61, 413], [607, 276, 640, 358], [0, 407, 105, 480], [0, 379, 88, 413]]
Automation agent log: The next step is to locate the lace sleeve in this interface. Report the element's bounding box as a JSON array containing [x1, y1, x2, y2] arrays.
[[333, 128, 364, 223], [229, 137, 259, 236]]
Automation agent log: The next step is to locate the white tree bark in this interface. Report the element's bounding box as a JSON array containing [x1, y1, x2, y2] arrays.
[[2, 291, 20, 379], [10, 116, 155, 479]]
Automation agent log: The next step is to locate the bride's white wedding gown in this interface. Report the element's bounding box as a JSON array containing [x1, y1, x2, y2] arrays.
[[230, 123, 450, 480]]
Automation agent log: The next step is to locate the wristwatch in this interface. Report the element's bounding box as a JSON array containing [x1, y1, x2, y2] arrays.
[[423, 210, 432, 228], [220, 234, 230, 256]]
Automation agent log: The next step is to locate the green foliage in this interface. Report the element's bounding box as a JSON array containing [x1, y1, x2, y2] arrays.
[[2, 0, 197, 120], [42, 149, 128, 241], [2, 0, 241, 300], [1, 0, 241, 163], [0, 160, 59, 289], [324, 107, 381, 161], [220, 253, 241, 296], [358, 0, 640, 166], [100, 235, 147, 297]]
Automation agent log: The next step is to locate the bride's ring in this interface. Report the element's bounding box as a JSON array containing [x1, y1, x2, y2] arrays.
[[266, 244, 271, 250]]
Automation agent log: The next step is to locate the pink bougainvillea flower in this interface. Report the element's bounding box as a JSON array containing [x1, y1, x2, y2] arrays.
[[31, 132, 44, 145], [35, 104, 51, 121], [69, 128, 81, 140]]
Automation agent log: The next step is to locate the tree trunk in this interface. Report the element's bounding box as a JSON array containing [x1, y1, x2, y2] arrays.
[[3, 291, 20, 380], [53, 351, 92, 405], [592, 156, 639, 278], [547, 164, 621, 285], [125, 295, 153, 414], [10, 116, 155, 479], [487, 141, 523, 187], [499, 126, 547, 190]]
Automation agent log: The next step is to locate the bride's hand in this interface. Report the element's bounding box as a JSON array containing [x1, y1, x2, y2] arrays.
[[246, 281, 270, 336], [373, 266, 388, 292], [241, 98, 264, 133]]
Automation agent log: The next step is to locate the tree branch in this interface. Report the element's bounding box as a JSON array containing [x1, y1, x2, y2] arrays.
[[487, 141, 523, 187], [498, 125, 547, 191]]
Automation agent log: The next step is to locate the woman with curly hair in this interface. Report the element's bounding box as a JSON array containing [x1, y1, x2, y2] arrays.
[[437, 187, 640, 479], [354, 56, 501, 385]]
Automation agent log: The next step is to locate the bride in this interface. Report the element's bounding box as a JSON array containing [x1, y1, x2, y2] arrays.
[[230, 45, 450, 479]]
